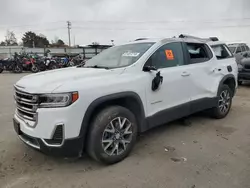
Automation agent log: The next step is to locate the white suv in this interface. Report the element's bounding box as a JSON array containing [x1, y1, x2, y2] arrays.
[[13, 36, 238, 164]]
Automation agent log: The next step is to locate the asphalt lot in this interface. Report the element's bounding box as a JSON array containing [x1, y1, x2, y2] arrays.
[[0, 72, 250, 188]]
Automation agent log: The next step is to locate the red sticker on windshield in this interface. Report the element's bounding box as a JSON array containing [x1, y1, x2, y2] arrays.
[[165, 50, 174, 60]]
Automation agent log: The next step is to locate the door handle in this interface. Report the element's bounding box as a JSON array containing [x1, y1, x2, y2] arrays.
[[181, 72, 190, 77], [212, 68, 221, 72]]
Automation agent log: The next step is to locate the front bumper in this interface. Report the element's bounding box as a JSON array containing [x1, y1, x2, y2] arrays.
[[14, 118, 84, 157]]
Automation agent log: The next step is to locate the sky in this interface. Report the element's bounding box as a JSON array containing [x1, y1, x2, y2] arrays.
[[0, 0, 250, 46]]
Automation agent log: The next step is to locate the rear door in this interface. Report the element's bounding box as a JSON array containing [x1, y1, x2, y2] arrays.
[[180, 42, 218, 112]]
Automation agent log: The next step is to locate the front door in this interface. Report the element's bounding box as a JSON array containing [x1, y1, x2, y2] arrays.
[[144, 42, 192, 128]]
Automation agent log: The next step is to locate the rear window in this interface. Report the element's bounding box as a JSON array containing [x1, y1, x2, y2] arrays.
[[186, 43, 212, 64], [228, 47, 236, 54], [211, 44, 233, 60], [241, 46, 246, 52]]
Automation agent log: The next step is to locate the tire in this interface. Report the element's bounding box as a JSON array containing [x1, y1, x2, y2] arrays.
[[38, 63, 47, 71], [48, 62, 58, 70], [209, 85, 233, 119], [13, 64, 23, 73], [238, 80, 243, 85], [0, 63, 3, 73], [87, 106, 138, 164], [31, 64, 39, 73]]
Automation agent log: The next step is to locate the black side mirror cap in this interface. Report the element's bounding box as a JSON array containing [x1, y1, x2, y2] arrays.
[[143, 66, 157, 72]]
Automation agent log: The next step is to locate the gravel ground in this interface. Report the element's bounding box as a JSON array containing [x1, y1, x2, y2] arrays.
[[0, 73, 250, 188]]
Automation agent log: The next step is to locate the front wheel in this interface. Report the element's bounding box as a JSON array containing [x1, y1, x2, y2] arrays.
[[13, 64, 23, 73], [209, 85, 232, 119], [87, 106, 138, 164], [238, 80, 243, 85]]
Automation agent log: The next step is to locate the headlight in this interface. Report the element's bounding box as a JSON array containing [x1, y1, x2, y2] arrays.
[[238, 64, 243, 71], [38, 92, 79, 108]]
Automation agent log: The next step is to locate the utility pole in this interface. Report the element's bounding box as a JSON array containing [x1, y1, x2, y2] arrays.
[[67, 21, 72, 47], [74, 35, 76, 47]]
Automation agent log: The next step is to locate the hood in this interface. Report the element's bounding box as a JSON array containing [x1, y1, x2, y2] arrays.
[[15, 67, 123, 93]]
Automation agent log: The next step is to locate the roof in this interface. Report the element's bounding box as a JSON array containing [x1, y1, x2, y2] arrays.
[[128, 37, 206, 45], [228, 43, 246, 46], [129, 34, 224, 45], [207, 41, 226, 46]]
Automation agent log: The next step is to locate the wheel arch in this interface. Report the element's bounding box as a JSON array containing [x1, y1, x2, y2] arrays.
[[79, 92, 147, 149], [218, 74, 237, 96]]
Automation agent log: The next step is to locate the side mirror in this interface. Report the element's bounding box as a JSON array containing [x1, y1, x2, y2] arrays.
[[143, 66, 157, 72]]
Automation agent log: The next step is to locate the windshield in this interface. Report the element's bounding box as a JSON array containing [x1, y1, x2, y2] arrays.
[[228, 47, 236, 54], [84, 42, 154, 69]]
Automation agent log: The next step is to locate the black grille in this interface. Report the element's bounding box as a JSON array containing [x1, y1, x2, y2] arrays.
[[44, 125, 63, 145]]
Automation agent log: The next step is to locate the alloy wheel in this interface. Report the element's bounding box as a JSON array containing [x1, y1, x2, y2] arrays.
[[102, 117, 133, 156], [218, 90, 231, 114]]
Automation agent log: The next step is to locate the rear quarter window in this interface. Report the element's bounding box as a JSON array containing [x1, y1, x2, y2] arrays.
[[211, 44, 233, 60]]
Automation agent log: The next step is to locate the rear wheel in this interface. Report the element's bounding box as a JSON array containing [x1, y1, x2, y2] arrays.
[[31, 64, 39, 73], [87, 106, 138, 164], [38, 61, 47, 71], [209, 85, 232, 119], [48, 62, 58, 70], [0, 68, 3, 73]]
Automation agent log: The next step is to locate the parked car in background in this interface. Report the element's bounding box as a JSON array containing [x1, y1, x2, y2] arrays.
[[228, 43, 250, 63], [236, 53, 250, 85], [228, 43, 250, 85]]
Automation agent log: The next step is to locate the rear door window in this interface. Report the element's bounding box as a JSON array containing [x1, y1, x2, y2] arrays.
[[184, 43, 213, 64]]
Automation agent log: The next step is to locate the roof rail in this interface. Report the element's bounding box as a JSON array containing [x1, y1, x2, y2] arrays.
[[134, 38, 148, 41], [179, 34, 219, 41]]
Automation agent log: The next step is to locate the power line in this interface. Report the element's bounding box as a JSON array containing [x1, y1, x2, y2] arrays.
[[73, 24, 250, 31], [72, 17, 250, 24], [1, 17, 250, 29], [0, 21, 65, 29]]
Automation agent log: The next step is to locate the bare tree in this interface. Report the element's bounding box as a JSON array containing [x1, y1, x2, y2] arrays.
[[5, 30, 18, 46]]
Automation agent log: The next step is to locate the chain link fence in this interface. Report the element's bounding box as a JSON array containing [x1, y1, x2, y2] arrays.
[[0, 46, 111, 59]]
